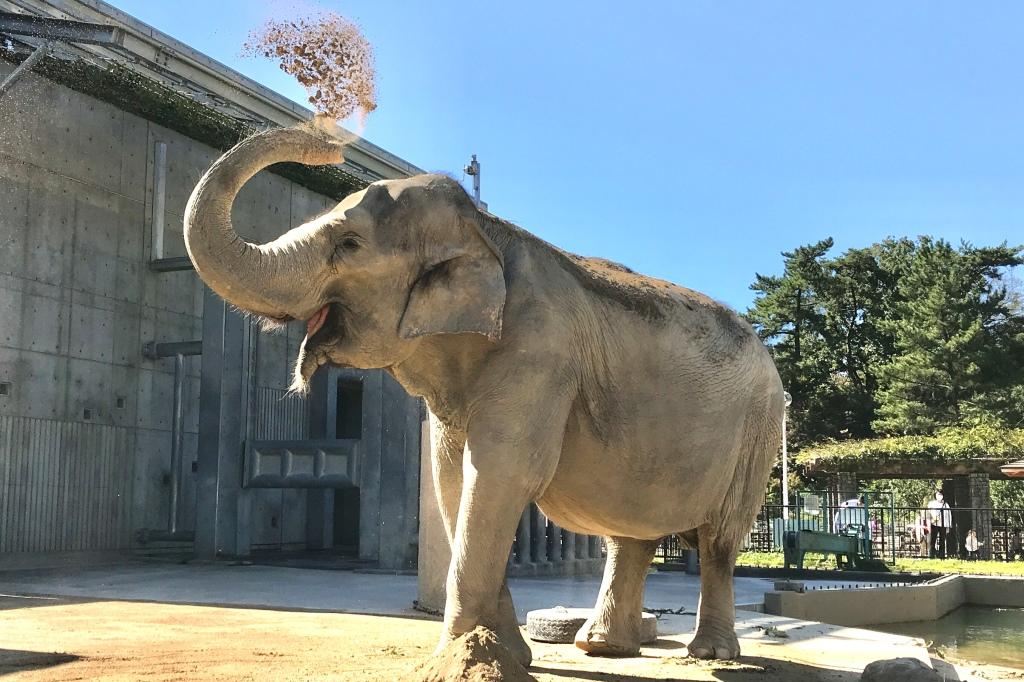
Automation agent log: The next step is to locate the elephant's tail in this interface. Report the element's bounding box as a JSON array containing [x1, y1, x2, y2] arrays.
[[714, 387, 784, 553]]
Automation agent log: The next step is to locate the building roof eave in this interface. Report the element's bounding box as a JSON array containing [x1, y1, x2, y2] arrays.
[[0, 0, 424, 181]]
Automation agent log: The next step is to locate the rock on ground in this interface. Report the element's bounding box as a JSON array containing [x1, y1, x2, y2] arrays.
[[415, 626, 536, 682], [861, 657, 940, 682]]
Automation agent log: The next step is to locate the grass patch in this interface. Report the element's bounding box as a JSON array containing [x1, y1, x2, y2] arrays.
[[736, 551, 1024, 576], [891, 558, 1024, 576]]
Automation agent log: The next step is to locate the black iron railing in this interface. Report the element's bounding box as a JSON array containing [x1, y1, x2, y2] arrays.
[[657, 491, 1024, 564]]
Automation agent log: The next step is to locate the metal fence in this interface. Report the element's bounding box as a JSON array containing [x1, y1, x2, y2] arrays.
[[744, 491, 1024, 563], [655, 533, 689, 562], [657, 491, 1024, 565]]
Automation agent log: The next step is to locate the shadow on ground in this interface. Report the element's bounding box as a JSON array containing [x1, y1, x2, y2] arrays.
[[0, 594, 91, 612], [0, 649, 80, 675], [531, 655, 860, 682], [930, 657, 963, 681]]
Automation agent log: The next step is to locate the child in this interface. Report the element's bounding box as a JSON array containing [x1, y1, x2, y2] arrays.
[[1010, 530, 1023, 562], [965, 529, 981, 561], [913, 511, 930, 558]]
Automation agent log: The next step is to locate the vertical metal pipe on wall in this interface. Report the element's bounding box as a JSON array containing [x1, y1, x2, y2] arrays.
[[138, 340, 202, 543], [150, 141, 167, 262], [169, 353, 185, 534]]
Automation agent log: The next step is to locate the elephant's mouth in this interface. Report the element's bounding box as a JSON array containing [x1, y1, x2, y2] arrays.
[[306, 305, 330, 339], [306, 303, 345, 346], [292, 303, 346, 392]]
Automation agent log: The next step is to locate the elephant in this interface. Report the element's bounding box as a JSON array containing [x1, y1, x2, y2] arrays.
[[184, 124, 784, 664]]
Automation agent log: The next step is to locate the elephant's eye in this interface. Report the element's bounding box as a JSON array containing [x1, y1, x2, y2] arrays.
[[335, 234, 362, 257]]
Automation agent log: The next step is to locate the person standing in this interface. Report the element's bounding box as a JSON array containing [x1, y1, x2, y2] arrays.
[[913, 508, 931, 558], [1009, 530, 1023, 562], [927, 490, 952, 559]]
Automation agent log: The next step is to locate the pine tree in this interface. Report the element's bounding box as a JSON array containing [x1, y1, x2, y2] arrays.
[[746, 239, 834, 445], [873, 239, 1024, 434], [814, 245, 898, 437]]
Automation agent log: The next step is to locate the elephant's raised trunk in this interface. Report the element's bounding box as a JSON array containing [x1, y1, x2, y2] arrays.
[[184, 126, 345, 320]]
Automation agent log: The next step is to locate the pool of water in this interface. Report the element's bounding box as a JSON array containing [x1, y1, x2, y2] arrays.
[[866, 605, 1024, 669]]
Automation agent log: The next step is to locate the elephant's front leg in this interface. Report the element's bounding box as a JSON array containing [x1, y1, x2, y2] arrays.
[[429, 415, 530, 665], [440, 396, 569, 665], [441, 468, 532, 661]]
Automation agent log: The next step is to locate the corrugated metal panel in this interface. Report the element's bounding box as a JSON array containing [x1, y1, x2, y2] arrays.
[[253, 387, 309, 441], [0, 415, 134, 553]]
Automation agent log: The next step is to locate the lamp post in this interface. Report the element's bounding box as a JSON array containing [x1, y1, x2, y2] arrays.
[[782, 391, 793, 520], [464, 154, 481, 206]]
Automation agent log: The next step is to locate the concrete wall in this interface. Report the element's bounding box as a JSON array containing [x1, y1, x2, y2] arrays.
[[963, 576, 1024, 608], [0, 60, 418, 562], [764, 575, 1024, 627], [764, 576, 964, 627]]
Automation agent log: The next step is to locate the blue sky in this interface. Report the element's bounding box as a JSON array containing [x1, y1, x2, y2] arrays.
[[112, 1, 1023, 310]]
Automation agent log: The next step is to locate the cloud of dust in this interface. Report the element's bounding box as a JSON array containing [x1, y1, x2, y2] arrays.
[[243, 10, 377, 128]]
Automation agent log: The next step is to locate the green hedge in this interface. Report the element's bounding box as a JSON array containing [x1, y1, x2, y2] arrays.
[[796, 425, 1024, 468]]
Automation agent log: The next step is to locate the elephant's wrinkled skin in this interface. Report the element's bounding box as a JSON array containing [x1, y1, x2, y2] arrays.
[[184, 125, 784, 664]]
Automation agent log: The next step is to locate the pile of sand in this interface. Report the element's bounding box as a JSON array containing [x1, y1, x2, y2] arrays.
[[244, 12, 376, 122], [414, 627, 536, 682]]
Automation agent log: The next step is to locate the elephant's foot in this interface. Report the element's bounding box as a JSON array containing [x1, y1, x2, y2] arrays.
[[496, 621, 533, 668], [573, 616, 641, 657], [687, 624, 740, 660]]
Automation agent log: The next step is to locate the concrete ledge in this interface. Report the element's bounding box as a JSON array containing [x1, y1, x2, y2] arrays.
[[962, 575, 1024, 608], [507, 559, 606, 578], [735, 565, 936, 583], [764, 574, 1024, 627]]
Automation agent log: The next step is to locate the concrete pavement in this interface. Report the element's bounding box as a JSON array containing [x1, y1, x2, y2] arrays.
[[0, 560, 877, 621]]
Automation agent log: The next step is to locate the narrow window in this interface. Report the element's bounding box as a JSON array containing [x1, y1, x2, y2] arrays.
[[335, 379, 363, 439]]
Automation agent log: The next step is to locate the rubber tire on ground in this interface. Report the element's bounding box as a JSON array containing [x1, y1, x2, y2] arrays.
[[526, 607, 658, 644]]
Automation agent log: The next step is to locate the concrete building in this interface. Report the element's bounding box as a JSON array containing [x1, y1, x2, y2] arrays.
[[0, 0, 424, 569], [1, 0, 606, 582]]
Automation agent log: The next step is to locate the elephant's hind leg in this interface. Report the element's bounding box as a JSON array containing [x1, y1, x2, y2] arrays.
[[688, 525, 741, 660], [575, 537, 660, 656]]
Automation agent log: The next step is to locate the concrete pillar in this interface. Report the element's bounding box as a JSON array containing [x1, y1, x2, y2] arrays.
[[305, 370, 333, 550], [532, 505, 549, 564], [516, 507, 532, 566], [194, 289, 249, 559], [416, 416, 449, 614], [561, 528, 574, 561], [377, 377, 421, 570], [588, 535, 601, 560], [835, 471, 858, 499], [356, 371, 384, 562], [685, 548, 700, 575], [951, 476, 969, 558], [967, 473, 993, 560]]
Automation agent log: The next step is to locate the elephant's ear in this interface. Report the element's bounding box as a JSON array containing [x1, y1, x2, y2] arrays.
[[399, 217, 505, 341]]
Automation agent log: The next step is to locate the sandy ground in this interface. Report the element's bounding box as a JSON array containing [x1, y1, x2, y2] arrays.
[[0, 595, 1014, 681]]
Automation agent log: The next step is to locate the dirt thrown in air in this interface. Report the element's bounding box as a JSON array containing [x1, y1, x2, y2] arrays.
[[244, 11, 377, 123]]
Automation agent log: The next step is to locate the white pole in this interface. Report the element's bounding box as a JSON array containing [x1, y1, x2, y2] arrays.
[[782, 391, 792, 521], [464, 155, 481, 205]]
